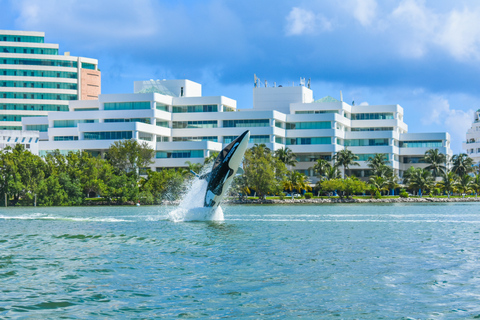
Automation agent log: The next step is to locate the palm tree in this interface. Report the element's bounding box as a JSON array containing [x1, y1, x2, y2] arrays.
[[203, 152, 219, 165], [438, 170, 458, 198], [472, 174, 480, 197], [334, 149, 360, 178], [324, 166, 341, 180], [422, 149, 446, 178], [185, 161, 203, 176], [385, 171, 399, 196], [407, 168, 434, 197], [451, 153, 474, 176], [367, 153, 389, 176], [313, 158, 331, 180], [455, 174, 473, 198], [274, 147, 297, 167], [283, 171, 312, 199], [368, 175, 388, 195]]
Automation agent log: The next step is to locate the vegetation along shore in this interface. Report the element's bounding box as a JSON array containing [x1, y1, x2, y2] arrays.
[[1, 139, 479, 206]]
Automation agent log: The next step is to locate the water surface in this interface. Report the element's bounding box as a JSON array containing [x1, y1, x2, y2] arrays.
[[1, 203, 480, 319]]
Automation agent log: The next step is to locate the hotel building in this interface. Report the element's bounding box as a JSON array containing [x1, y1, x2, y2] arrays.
[[22, 79, 451, 180], [463, 109, 480, 164], [0, 30, 100, 132]]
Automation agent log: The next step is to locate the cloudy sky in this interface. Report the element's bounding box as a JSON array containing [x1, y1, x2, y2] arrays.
[[2, 0, 480, 153]]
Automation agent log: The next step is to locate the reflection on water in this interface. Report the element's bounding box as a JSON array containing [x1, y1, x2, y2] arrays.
[[1, 203, 480, 318]]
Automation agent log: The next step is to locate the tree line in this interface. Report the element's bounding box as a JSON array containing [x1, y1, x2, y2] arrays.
[[1, 140, 478, 206]]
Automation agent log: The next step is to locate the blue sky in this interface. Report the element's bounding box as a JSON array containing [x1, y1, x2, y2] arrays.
[[2, 0, 480, 153]]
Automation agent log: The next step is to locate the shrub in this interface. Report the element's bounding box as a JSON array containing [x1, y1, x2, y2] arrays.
[[399, 188, 409, 198], [304, 192, 313, 199], [374, 190, 381, 199]]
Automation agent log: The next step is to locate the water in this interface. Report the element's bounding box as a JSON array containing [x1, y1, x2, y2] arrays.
[[1, 203, 480, 319]]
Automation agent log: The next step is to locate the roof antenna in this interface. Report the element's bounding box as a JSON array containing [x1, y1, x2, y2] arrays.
[[340, 90, 343, 102]]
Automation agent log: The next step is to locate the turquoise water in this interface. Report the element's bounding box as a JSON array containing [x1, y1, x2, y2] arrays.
[[2, 203, 480, 319]]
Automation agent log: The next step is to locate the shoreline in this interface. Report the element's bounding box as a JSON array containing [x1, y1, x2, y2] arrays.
[[160, 197, 480, 205]]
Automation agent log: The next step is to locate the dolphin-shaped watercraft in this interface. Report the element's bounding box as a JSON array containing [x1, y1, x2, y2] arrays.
[[191, 130, 250, 208]]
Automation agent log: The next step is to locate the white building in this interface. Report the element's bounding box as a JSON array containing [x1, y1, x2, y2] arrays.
[[1, 30, 100, 130], [0, 130, 39, 154], [22, 79, 452, 180], [463, 109, 480, 164]]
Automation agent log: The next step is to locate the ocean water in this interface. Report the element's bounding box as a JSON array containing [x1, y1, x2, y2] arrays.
[[1, 203, 480, 319]]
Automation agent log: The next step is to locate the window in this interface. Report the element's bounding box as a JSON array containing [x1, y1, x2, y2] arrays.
[[223, 119, 269, 127], [172, 121, 217, 129], [104, 101, 150, 110], [84, 131, 132, 140], [156, 150, 204, 158], [286, 137, 331, 145], [172, 105, 218, 113], [400, 141, 443, 148], [351, 113, 394, 120], [286, 121, 331, 130]]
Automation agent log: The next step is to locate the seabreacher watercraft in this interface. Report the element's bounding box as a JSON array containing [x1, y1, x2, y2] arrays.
[[191, 130, 250, 208]]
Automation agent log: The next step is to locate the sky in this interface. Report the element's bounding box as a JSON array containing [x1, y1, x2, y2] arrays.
[[2, 0, 480, 153]]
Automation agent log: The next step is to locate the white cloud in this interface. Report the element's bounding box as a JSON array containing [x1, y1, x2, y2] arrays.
[[436, 7, 480, 60], [359, 101, 369, 106], [421, 95, 473, 152], [352, 0, 377, 26], [285, 7, 331, 36]]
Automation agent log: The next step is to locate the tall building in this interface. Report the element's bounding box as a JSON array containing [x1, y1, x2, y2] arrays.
[[0, 30, 100, 131], [463, 109, 480, 164], [22, 79, 452, 180]]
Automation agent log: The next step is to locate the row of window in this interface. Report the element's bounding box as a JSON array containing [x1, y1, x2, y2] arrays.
[[295, 110, 339, 114], [1, 69, 77, 78], [53, 119, 97, 128], [1, 114, 43, 122], [2, 58, 78, 68], [1, 92, 78, 100], [104, 101, 150, 110], [355, 153, 389, 161], [156, 150, 204, 159], [343, 139, 390, 147], [172, 136, 218, 142], [224, 119, 269, 128], [104, 118, 151, 124], [351, 127, 394, 131], [172, 105, 218, 113], [224, 135, 270, 144], [1, 136, 38, 143], [1, 81, 77, 90], [286, 137, 331, 145], [172, 121, 218, 129], [399, 141, 443, 148], [1, 46, 58, 55], [0, 125, 22, 130], [53, 136, 79, 141], [83, 131, 132, 140], [351, 113, 395, 120], [1, 35, 44, 43], [2, 104, 68, 111], [285, 121, 331, 130], [26, 124, 48, 132]]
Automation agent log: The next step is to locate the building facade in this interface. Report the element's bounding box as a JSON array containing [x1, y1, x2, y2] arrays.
[[463, 109, 480, 164], [0, 30, 100, 131], [22, 79, 452, 180]]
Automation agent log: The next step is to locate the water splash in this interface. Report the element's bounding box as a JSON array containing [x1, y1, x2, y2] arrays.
[[168, 169, 225, 222]]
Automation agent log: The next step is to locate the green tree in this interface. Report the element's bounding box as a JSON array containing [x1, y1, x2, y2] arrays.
[[472, 174, 480, 197], [106, 139, 154, 177], [275, 147, 297, 167], [243, 144, 286, 198], [313, 158, 332, 181], [438, 170, 458, 198], [451, 153, 474, 177], [367, 153, 389, 176], [204, 152, 219, 165], [283, 171, 311, 199], [422, 149, 447, 178], [368, 175, 388, 196], [407, 168, 434, 197], [455, 174, 473, 197], [334, 149, 360, 178]]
